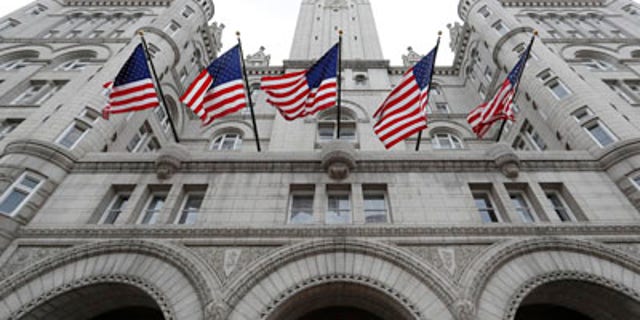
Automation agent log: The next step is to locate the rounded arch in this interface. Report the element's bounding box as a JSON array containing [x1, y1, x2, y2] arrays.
[[53, 44, 114, 60], [0, 240, 220, 320], [0, 50, 40, 63], [225, 239, 457, 320], [315, 100, 370, 123], [206, 120, 254, 141], [265, 278, 418, 320], [459, 238, 640, 320], [426, 120, 474, 138]]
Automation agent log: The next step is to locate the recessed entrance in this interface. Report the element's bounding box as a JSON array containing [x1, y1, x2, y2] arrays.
[[299, 306, 383, 320], [18, 283, 165, 320], [267, 282, 415, 320], [514, 280, 640, 320]]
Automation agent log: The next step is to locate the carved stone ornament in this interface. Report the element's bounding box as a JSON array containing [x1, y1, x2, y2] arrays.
[[454, 299, 476, 320], [486, 143, 520, 178], [155, 144, 189, 180], [206, 299, 229, 320], [321, 141, 357, 180]]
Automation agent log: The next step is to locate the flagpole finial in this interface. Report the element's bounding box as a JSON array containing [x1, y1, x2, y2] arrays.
[[236, 31, 241, 38], [138, 30, 144, 36], [338, 29, 343, 36], [533, 30, 539, 36], [438, 31, 443, 37]]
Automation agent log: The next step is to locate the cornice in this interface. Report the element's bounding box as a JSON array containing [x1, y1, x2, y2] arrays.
[[3, 139, 77, 173], [17, 223, 640, 239], [500, 0, 605, 7], [598, 138, 640, 170], [63, 0, 172, 6]]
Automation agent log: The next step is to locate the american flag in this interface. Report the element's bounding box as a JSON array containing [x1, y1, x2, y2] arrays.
[[467, 38, 533, 138], [103, 44, 159, 119], [373, 45, 438, 149], [261, 44, 338, 121], [181, 45, 247, 125]]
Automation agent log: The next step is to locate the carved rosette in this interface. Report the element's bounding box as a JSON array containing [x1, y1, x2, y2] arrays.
[[487, 143, 520, 178], [155, 144, 189, 180], [454, 299, 476, 320], [321, 141, 357, 180]]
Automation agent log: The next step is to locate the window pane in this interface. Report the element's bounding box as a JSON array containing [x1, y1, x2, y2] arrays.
[[104, 194, 129, 224], [587, 123, 615, 147], [290, 195, 313, 224], [364, 194, 387, 223], [179, 194, 203, 224], [0, 189, 28, 214], [20, 176, 40, 189], [60, 124, 85, 149], [326, 194, 351, 224], [546, 192, 572, 222], [473, 193, 498, 223], [318, 123, 334, 141], [142, 195, 165, 224], [510, 193, 535, 223]]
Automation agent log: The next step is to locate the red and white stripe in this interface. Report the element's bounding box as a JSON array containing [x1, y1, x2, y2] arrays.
[[181, 70, 247, 125], [373, 71, 429, 149], [261, 71, 337, 121], [104, 79, 159, 117], [467, 80, 515, 138]]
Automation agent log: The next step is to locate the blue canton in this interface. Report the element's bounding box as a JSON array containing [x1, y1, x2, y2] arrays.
[[508, 42, 533, 86], [114, 44, 153, 86], [207, 45, 244, 88], [305, 44, 339, 89], [412, 48, 437, 91]]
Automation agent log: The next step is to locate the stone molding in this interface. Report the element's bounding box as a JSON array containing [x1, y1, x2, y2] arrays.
[[7, 274, 175, 320], [598, 138, 640, 170], [17, 224, 640, 239], [502, 270, 640, 320], [63, 0, 172, 7], [501, 0, 605, 7], [0, 240, 216, 313], [259, 274, 422, 320], [223, 239, 458, 315], [460, 237, 640, 313], [3, 139, 77, 173], [321, 141, 357, 180], [487, 144, 521, 178]]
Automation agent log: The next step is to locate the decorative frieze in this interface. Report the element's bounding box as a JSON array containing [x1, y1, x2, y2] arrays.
[[401, 245, 489, 282], [187, 246, 280, 285], [0, 246, 68, 280]]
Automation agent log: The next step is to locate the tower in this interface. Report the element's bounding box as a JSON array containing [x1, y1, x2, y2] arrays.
[[289, 0, 384, 60], [0, 0, 639, 319]]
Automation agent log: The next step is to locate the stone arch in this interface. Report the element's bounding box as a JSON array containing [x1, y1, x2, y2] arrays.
[[225, 239, 457, 320], [426, 120, 474, 139], [0, 240, 220, 320], [53, 44, 113, 61], [458, 237, 640, 320]]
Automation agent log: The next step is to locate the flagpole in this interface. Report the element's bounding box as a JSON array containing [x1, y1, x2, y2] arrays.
[[415, 31, 442, 152], [336, 30, 343, 140], [496, 31, 537, 143], [236, 32, 262, 152], [138, 31, 180, 144]]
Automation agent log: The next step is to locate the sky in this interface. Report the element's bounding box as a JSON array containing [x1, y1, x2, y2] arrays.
[[0, 0, 460, 66]]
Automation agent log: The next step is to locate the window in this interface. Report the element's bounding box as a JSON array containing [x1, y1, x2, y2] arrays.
[[548, 80, 571, 99], [512, 136, 531, 151], [509, 192, 536, 223], [65, 30, 81, 39], [0, 19, 20, 32], [0, 172, 43, 216], [473, 192, 499, 223], [154, 106, 171, 132], [584, 121, 617, 147], [572, 106, 593, 122], [140, 193, 166, 224], [590, 30, 604, 39], [478, 5, 491, 18], [432, 133, 463, 149], [11, 81, 65, 105], [79, 108, 100, 124], [127, 122, 153, 152], [326, 186, 351, 224], [483, 66, 493, 81], [545, 191, 573, 222], [100, 193, 130, 224], [0, 59, 28, 71], [182, 6, 195, 19], [478, 83, 486, 99], [537, 69, 552, 81], [493, 21, 509, 36], [584, 59, 614, 71], [521, 121, 547, 151], [142, 137, 161, 153], [607, 81, 635, 104], [27, 4, 47, 15], [211, 133, 242, 151], [0, 119, 22, 141], [317, 112, 357, 142], [88, 31, 102, 38], [289, 188, 314, 224], [164, 21, 181, 36], [177, 193, 203, 224], [110, 30, 124, 38], [55, 59, 89, 71], [434, 103, 450, 114], [57, 121, 88, 149], [363, 186, 388, 223]]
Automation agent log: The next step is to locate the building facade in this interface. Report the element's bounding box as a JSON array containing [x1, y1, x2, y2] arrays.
[[0, 0, 639, 319]]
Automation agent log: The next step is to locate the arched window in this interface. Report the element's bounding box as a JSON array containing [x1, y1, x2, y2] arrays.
[[317, 110, 356, 142], [431, 132, 463, 149], [211, 132, 242, 151]]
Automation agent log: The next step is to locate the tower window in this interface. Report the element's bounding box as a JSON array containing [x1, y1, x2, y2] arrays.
[[288, 186, 315, 224], [100, 192, 130, 224], [473, 192, 500, 223], [0, 172, 44, 217], [177, 192, 204, 225], [326, 186, 351, 224], [211, 132, 243, 151]]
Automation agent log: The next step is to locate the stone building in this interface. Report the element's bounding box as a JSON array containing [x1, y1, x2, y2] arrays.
[[0, 0, 639, 319]]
